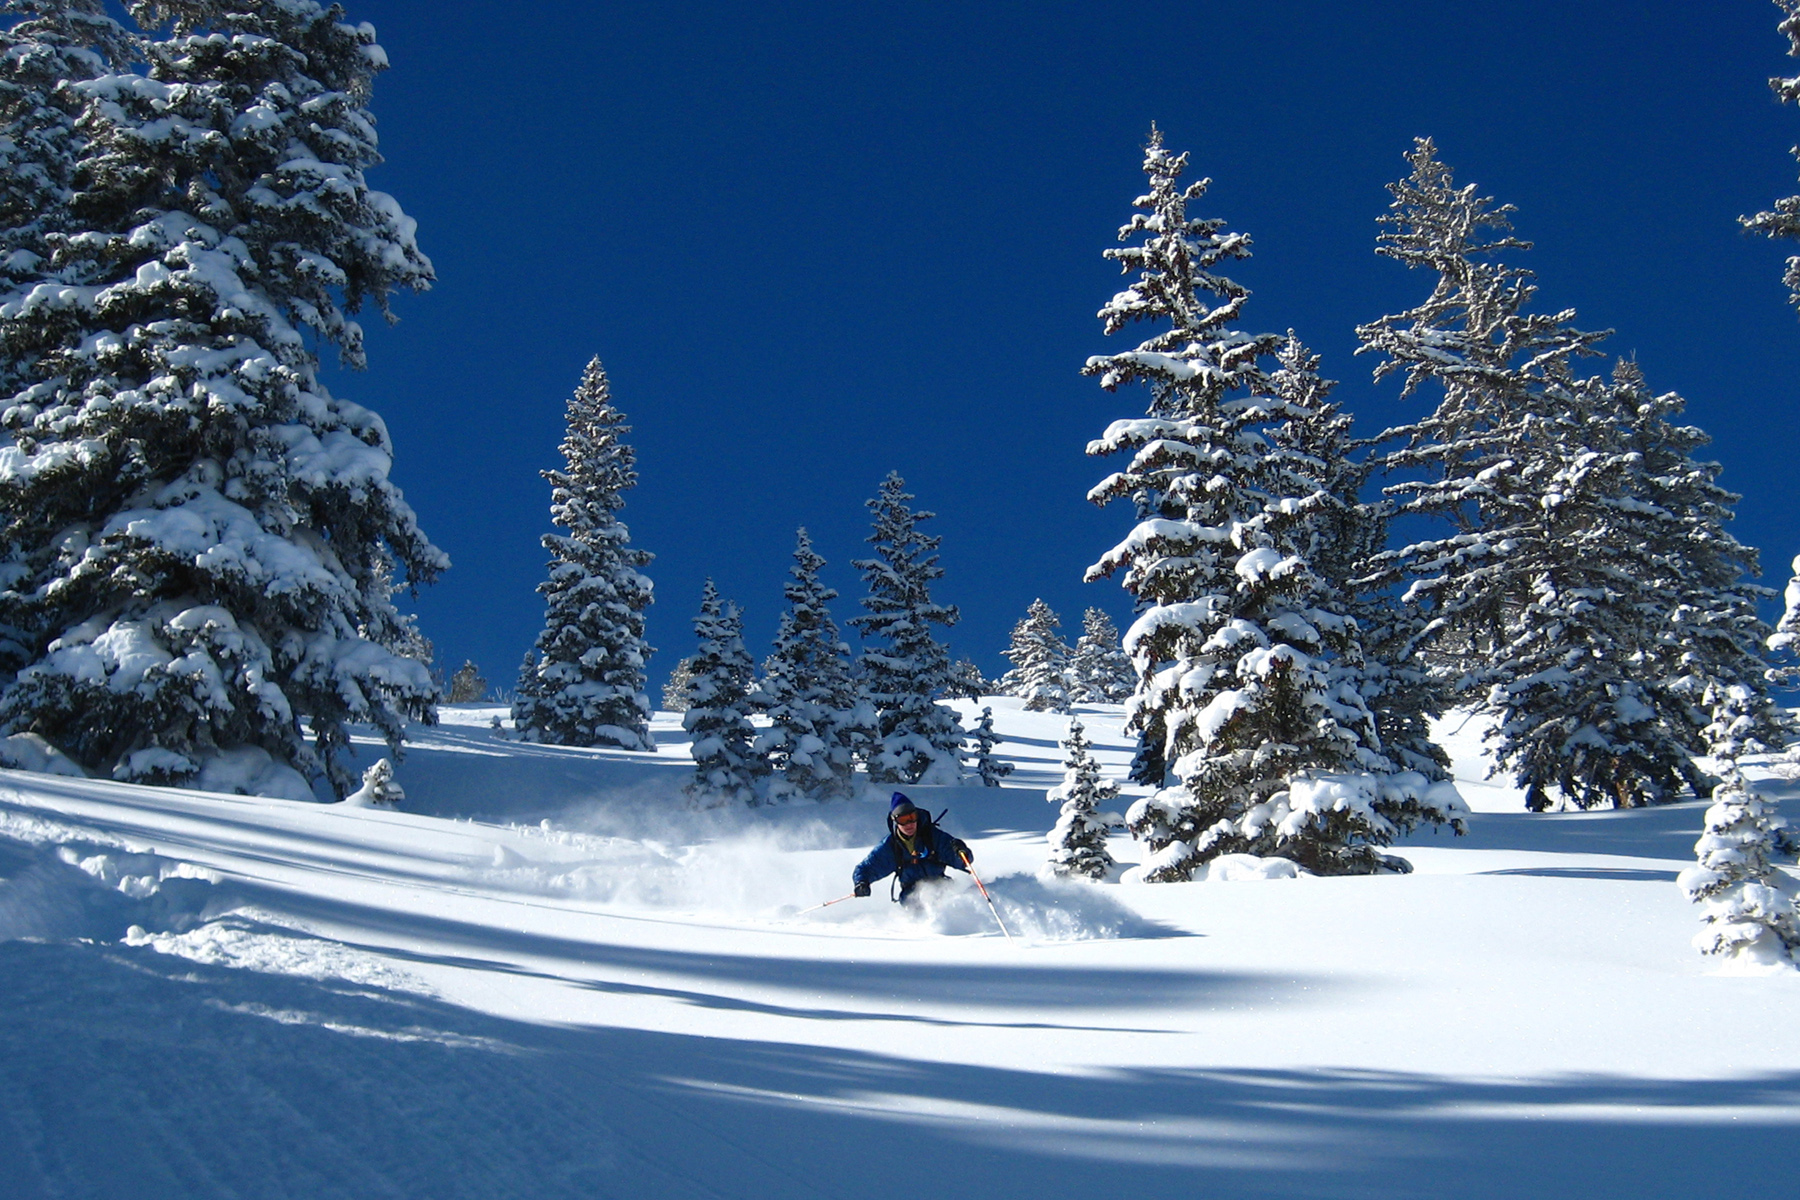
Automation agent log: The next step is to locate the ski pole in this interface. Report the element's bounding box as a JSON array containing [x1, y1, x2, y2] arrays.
[[959, 850, 1015, 945], [796, 891, 860, 915]]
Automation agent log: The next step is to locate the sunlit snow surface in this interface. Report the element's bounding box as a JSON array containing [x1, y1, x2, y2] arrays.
[[1, 698, 1797, 1198]]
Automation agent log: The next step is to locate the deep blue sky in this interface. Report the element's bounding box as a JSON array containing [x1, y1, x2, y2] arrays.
[[325, 0, 1800, 695]]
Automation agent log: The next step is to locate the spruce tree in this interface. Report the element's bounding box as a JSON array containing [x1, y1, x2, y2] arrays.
[[1743, 0, 1800, 313], [1767, 558, 1800, 724], [1000, 598, 1071, 712], [967, 705, 1013, 787], [1743, 1, 1800, 756], [373, 557, 433, 668], [1608, 362, 1783, 781], [1045, 718, 1119, 880], [850, 472, 965, 784], [1268, 334, 1449, 780], [1084, 126, 1278, 796], [661, 655, 698, 713], [759, 529, 859, 802], [511, 358, 655, 751], [1086, 131, 1461, 880], [512, 648, 541, 708], [0, 1, 442, 797], [447, 661, 487, 704], [1360, 140, 1774, 810], [1067, 608, 1134, 703], [1771, 560, 1800, 664], [944, 656, 989, 700], [1678, 684, 1800, 969], [1357, 140, 1603, 806], [682, 580, 767, 806], [0, 1, 129, 404]]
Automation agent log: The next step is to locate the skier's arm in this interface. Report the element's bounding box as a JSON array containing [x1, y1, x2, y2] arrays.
[[936, 829, 972, 870], [853, 840, 897, 889]]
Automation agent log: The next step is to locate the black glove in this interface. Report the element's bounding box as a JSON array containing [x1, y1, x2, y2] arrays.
[[853, 880, 871, 898], [952, 839, 971, 865]]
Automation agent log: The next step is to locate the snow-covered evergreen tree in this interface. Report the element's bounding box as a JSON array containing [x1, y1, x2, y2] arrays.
[[661, 656, 698, 713], [682, 580, 767, 806], [1084, 126, 1279, 796], [967, 705, 1013, 787], [1067, 608, 1135, 703], [1767, 558, 1800, 754], [1044, 718, 1118, 880], [0, 1, 129, 406], [1357, 143, 1610, 804], [1267, 335, 1449, 781], [850, 472, 965, 785], [1743, 0, 1800, 313], [511, 358, 654, 751], [1418, 374, 1695, 811], [1770, 557, 1800, 670], [1569, 370, 1781, 806], [1680, 766, 1799, 969], [1678, 683, 1799, 970], [1607, 362, 1783, 773], [0, 1, 443, 798], [759, 529, 860, 802], [447, 661, 487, 704], [512, 648, 541, 708], [1739, 1, 1800, 754], [372, 556, 433, 667], [1000, 598, 1071, 712], [341, 755, 403, 808], [1348, 600, 1452, 782], [1086, 131, 1462, 880], [944, 656, 989, 700], [1360, 140, 1774, 810]]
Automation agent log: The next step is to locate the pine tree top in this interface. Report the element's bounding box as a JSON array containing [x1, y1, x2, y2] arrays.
[[1371, 137, 1529, 278], [764, 527, 855, 708], [1743, 1, 1800, 312], [852, 472, 959, 630], [1083, 126, 1279, 409], [1774, 0, 1800, 103], [1079, 607, 1117, 637], [541, 357, 650, 552], [1357, 138, 1609, 414], [784, 527, 838, 611]]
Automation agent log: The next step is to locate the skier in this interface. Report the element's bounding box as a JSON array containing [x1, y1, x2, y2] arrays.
[[853, 794, 973, 903]]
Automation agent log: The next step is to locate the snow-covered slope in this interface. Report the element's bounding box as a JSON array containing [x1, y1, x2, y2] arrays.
[[0, 700, 1795, 1199]]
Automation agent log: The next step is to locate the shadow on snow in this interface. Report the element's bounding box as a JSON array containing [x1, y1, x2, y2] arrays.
[[3, 758, 1794, 1199], [0, 942, 1794, 1200]]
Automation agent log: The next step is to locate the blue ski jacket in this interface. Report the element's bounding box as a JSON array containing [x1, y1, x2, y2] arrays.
[[853, 816, 970, 901]]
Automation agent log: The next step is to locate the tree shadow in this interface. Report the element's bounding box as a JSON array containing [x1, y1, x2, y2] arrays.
[[246, 887, 1252, 1016], [0, 941, 1792, 1200], [1478, 866, 1681, 882], [1395, 803, 1708, 862]]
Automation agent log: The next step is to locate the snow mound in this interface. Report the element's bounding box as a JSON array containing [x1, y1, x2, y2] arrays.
[[0, 837, 224, 942], [1199, 853, 1303, 881], [195, 746, 315, 802], [0, 733, 87, 778], [124, 913, 433, 996], [1118, 851, 1303, 884]]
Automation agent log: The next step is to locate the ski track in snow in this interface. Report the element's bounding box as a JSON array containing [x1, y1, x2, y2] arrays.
[[0, 699, 1797, 1199]]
